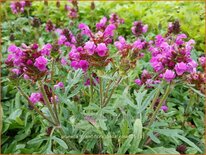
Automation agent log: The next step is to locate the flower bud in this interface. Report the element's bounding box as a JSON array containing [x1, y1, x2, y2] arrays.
[[90, 2, 95, 10]]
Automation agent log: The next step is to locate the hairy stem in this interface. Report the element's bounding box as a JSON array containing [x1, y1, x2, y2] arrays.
[[89, 73, 93, 103], [99, 77, 103, 107], [103, 79, 113, 104], [140, 84, 172, 148], [38, 81, 59, 124], [17, 86, 56, 126], [51, 59, 60, 124], [149, 87, 161, 109], [103, 77, 122, 107], [148, 84, 171, 127]]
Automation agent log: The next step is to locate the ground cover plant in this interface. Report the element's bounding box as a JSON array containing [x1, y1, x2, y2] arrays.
[[0, 1, 205, 154]]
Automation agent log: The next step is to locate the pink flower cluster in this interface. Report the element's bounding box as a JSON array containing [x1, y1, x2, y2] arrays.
[[29, 87, 60, 105], [199, 56, 206, 68], [109, 13, 124, 27], [46, 20, 55, 32], [115, 36, 147, 57], [186, 56, 206, 93], [57, 28, 76, 47], [131, 21, 148, 36], [167, 20, 180, 35], [6, 43, 52, 81], [96, 14, 124, 31], [54, 82, 64, 89], [68, 16, 118, 72], [29, 92, 43, 104], [135, 70, 160, 88], [10, 1, 31, 14], [149, 33, 197, 82], [65, 6, 78, 19], [114, 35, 148, 72], [65, 0, 78, 19]]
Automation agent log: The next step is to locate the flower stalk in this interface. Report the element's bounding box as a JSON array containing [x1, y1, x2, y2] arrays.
[[38, 81, 59, 124], [140, 84, 172, 148], [17, 86, 56, 126]]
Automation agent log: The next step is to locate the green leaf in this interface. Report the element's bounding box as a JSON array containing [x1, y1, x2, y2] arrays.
[[130, 119, 142, 154], [148, 131, 160, 144], [120, 119, 129, 137], [136, 86, 159, 114], [142, 147, 180, 154], [98, 119, 107, 130], [117, 134, 133, 154], [4, 140, 17, 153], [103, 133, 114, 154], [15, 92, 21, 108], [154, 129, 202, 153], [134, 89, 147, 107], [176, 135, 202, 153], [8, 109, 22, 120], [27, 137, 48, 145], [52, 136, 68, 149]]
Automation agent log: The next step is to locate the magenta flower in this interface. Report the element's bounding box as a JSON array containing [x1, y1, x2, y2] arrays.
[[199, 56, 206, 67], [54, 82, 64, 89], [155, 35, 165, 47], [77, 46, 85, 54], [11, 68, 22, 75], [114, 36, 127, 51], [135, 79, 142, 86], [8, 45, 23, 58], [55, 28, 63, 35], [7, 44, 24, 66], [40, 43, 52, 56], [29, 92, 43, 104], [78, 23, 92, 37], [84, 41, 96, 55], [96, 17, 107, 30], [71, 61, 79, 70], [175, 34, 187, 45], [187, 60, 197, 73], [69, 48, 80, 61], [58, 35, 67, 45], [185, 39, 195, 53], [10, 1, 25, 14], [163, 69, 176, 82], [109, 13, 124, 26], [8, 44, 18, 53], [32, 43, 39, 50], [68, 8, 78, 19], [150, 60, 164, 72], [161, 105, 168, 112], [142, 25, 148, 33], [104, 24, 116, 37], [145, 79, 154, 87], [175, 62, 187, 75], [131, 21, 148, 36], [133, 39, 146, 50], [78, 60, 89, 72], [34, 56, 48, 71], [61, 57, 68, 66], [96, 43, 108, 57]]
